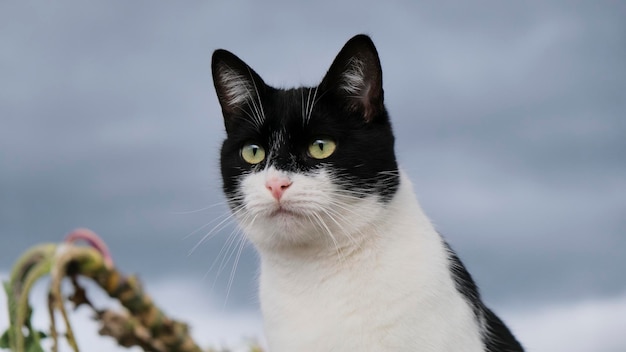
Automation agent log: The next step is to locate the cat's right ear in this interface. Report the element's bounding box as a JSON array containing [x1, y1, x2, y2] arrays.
[[211, 49, 266, 129]]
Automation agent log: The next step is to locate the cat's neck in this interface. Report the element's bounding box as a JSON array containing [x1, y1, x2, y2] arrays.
[[257, 172, 460, 349]]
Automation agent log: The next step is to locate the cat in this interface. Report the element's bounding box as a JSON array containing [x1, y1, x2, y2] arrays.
[[211, 34, 524, 352]]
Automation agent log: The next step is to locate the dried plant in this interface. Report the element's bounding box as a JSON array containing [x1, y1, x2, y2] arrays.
[[1, 229, 263, 352]]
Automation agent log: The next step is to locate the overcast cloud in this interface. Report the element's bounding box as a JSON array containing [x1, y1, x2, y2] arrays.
[[1, 1, 625, 350]]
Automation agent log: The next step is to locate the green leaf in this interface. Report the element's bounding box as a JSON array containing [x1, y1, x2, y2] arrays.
[[0, 329, 10, 348], [23, 329, 46, 352], [25, 340, 45, 352]]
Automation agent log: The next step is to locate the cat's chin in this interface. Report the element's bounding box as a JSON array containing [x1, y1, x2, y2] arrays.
[[267, 206, 303, 219], [261, 208, 310, 235], [240, 207, 328, 249]]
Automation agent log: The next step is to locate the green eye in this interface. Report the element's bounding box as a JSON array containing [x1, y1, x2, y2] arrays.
[[241, 143, 266, 164], [308, 138, 336, 159]]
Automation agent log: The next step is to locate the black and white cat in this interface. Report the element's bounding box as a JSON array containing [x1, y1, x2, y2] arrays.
[[211, 34, 524, 352]]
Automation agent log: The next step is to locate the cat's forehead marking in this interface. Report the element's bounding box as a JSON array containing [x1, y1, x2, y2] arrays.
[[265, 127, 302, 172], [270, 129, 286, 154]]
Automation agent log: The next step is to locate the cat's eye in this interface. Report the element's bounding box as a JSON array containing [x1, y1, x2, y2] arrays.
[[308, 138, 336, 159], [241, 143, 266, 164]]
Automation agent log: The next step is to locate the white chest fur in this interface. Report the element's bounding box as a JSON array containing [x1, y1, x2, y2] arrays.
[[245, 172, 485, 351]]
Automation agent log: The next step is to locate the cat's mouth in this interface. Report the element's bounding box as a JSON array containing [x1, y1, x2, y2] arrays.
[[267, 205, 303, 219]]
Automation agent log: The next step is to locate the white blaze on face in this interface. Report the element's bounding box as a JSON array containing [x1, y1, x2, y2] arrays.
[[236, 166, 382, 249]]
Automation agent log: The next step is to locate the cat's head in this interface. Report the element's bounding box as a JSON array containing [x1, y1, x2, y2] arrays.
[[211, 34, 399, 251]]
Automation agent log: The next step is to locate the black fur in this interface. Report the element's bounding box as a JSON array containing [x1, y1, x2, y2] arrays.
[[212, 34, 523, 351], [212, 35, 399, 208], [446, 242, 524, 351]]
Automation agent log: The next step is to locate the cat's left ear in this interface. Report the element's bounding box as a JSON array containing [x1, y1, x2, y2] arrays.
[[320, 34, 384, 122]]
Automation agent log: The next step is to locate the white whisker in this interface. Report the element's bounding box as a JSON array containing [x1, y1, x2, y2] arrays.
[[224, 234, 247, 307], [182, 207, 236, 241], [307, 85, 319, 123], [187, 204, 245, 255], [204, 224, 242, 282], [310, 211, 345, 263], [170, 201, 230, 215]]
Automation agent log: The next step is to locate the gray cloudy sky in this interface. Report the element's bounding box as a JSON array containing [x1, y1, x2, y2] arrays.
[[1, 1, 625, 350]]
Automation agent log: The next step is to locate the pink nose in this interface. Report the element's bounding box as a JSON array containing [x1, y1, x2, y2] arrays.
[[266, 177, 292, 200]]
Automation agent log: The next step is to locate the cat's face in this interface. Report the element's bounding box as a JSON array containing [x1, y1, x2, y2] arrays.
[[212, 35, 399, 250]]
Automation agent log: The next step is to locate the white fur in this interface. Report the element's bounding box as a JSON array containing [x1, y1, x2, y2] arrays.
[[218, 67, 253, 107], [340, 57, 366, 96], [235, 168, 485, 351]]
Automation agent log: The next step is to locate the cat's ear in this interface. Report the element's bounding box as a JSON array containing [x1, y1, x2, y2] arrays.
[[320, 34, 384, 122], [211, 49, 266, 120]]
